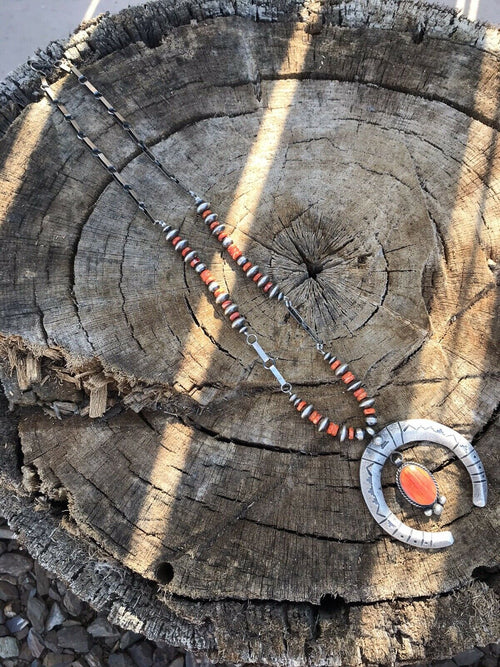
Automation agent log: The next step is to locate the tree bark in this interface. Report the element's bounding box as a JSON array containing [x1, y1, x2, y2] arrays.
[[0, 1, 498, 664]]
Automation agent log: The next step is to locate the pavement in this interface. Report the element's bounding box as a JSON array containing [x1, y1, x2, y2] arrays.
[[0, 0, 499, 81]]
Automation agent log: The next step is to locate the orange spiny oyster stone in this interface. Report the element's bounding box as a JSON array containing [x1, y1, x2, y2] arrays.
[[398, 463, 438, 507]]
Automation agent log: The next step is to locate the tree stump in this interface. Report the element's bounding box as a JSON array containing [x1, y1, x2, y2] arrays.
[[0, 0, 499, 664]]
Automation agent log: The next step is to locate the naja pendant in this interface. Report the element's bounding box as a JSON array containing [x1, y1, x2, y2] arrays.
[[359, 419, 488, 549]]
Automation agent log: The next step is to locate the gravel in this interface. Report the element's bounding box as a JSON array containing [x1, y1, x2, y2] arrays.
[[0, 516, 497, 666]]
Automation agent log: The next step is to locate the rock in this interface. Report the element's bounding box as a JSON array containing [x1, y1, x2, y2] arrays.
[[479, 657, 499, 667], [27, 596, 48, 632], [128, 641, 154, 667], [109, 653, 135, 667], [44, 629, 60, 653], [120, 631, 144, 650], [0, 636, 19, 659], [0, 528, 16, 540], [46, 602, 66, 632], [0, 580, 19, 601], [48, 587, 61, 602], [27, 628, 46, 659], [168, 657, 185, 667], [0, 552, 33, 577], [62, 591, 82, 617], [56, 625, 91, 653], [87, 616, 120, 639], [454, 648, 485, 666], [5, 614, 29, 633], [34, 562, 51, 597], [85, 645, 105, 667], [43, 654, 75, 667], [19, 640, 33, 661], [16, 624, 30, 640], [0, 625, 7, 637], [3, 599, 21, 618]]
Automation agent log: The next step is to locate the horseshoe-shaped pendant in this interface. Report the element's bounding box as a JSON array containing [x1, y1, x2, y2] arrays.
[[359, 419, 488, 548]]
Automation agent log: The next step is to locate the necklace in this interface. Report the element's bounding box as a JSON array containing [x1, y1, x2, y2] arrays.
[[31, 59, 488, 549]]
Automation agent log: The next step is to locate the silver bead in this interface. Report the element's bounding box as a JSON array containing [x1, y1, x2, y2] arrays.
[[366, 416, 378, 426], [300, 404, 313, 419], [293, 398, 302, 407], [438, 495, 447, 505], [355, 428, 365, 441], [196, 202, 210, 214], [236, 256, 247, 266], [207, 281, 219, 292], [211, 224, 225, 236], [194, 196, 204, 205], [289, 394, 297, 403], [246, 265, 259, 278], [268, 285, 280, 298], [165, 228, 178, 241], [156, 219, 168, 228], [347, 381, 362, 392], [222, 237, 233, 248], [224, 303, 238, 316], [257, 275, 269, 288], [204, 213, 218, 224], [323, 352, 332, 362], [373, 436, 383, 446], [231, 316, 246, 330], [339, 425, 348, 442], [318, 417, 329, 432], [194, 263, 206, 274], [239, 326, 248, 335], [277, 292, 284, 301], [366, 427, 376, 436], [215, 292, 229, 304], [433, 503, 444, 517], [183, 250, 197, 263], [424, 508, 433, 517], [335, 363, 348, 376], [174, 239, 188, 251], [359, 398, 375, 408]]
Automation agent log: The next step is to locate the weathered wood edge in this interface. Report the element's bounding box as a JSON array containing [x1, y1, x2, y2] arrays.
[[2, 0, 500, 138]]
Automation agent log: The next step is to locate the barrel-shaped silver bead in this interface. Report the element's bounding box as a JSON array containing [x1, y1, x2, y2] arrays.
[[300, 404, 313, 419], [224, 303, 238, 316], [207, 281, 219, 292], [366, 416, 378, 426], [194, 263, 206, 273], [222, 237, 233, 248], [293, 397, 302, 408], [347, 381, 362, 391], [339, 425, 348, 442], [355, 428, 365, 441], [359, 398, 375, 408], [366, 427, 376, 436], [212, 224, 225, 236], [246, 265, 259, 278], [323, 352, 332, 362], [165, 228, 178, 241], [269, 285, 280, 298], [289, 394, 297, 403], [236, 256, 247, 266], [335, 363, 348, 376], [318, 417, 329, 432], [174, 239, 188, 251], [231, 316, 246, 329], [277, 292, 284, 301], [257, 275, 269, 288], [215, 292, 229, 304], [204, 213, 218, 224], [196, 202, 210, 214], [183, 250, 197, 263]]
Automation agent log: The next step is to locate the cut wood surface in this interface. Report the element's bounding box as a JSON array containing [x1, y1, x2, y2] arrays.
[[0, 1, 499, 664]]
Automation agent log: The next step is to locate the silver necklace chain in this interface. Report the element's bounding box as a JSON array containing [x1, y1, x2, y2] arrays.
[[33, 59, 378, 443]]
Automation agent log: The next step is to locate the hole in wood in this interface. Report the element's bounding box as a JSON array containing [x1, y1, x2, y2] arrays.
[[155, 561, 174, 585]]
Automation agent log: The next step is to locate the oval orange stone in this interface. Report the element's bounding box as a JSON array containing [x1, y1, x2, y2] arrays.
[[398, 463, 437, 507]]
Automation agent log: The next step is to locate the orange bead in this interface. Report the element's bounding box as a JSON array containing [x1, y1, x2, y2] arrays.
[[200, 269, 211, 283], [242, 262, 252, 272], [210, 221, 219, 230], [171, 236, 181, 246], [348, 427, 355, 440], [229, 311, 240, 321], [181, 246, 191, 257], [263, 282, 273, 292], [308, 411, 321, 425], [296, 400, 307, 412], [327, 422, 339, 437], [342, 372, 355, 384], [253, 273, 262, 282], [218, 232, 228, 241], [398, 464, 437, 507], [354, 388, 367, 401], [363, 407, 376, 415], [330, 360, 341, 371], [201, 209, 212, 218], [228, 245, 241, 260]]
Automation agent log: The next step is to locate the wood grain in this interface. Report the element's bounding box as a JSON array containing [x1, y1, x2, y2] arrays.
[[0, 1, 498, 664]]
